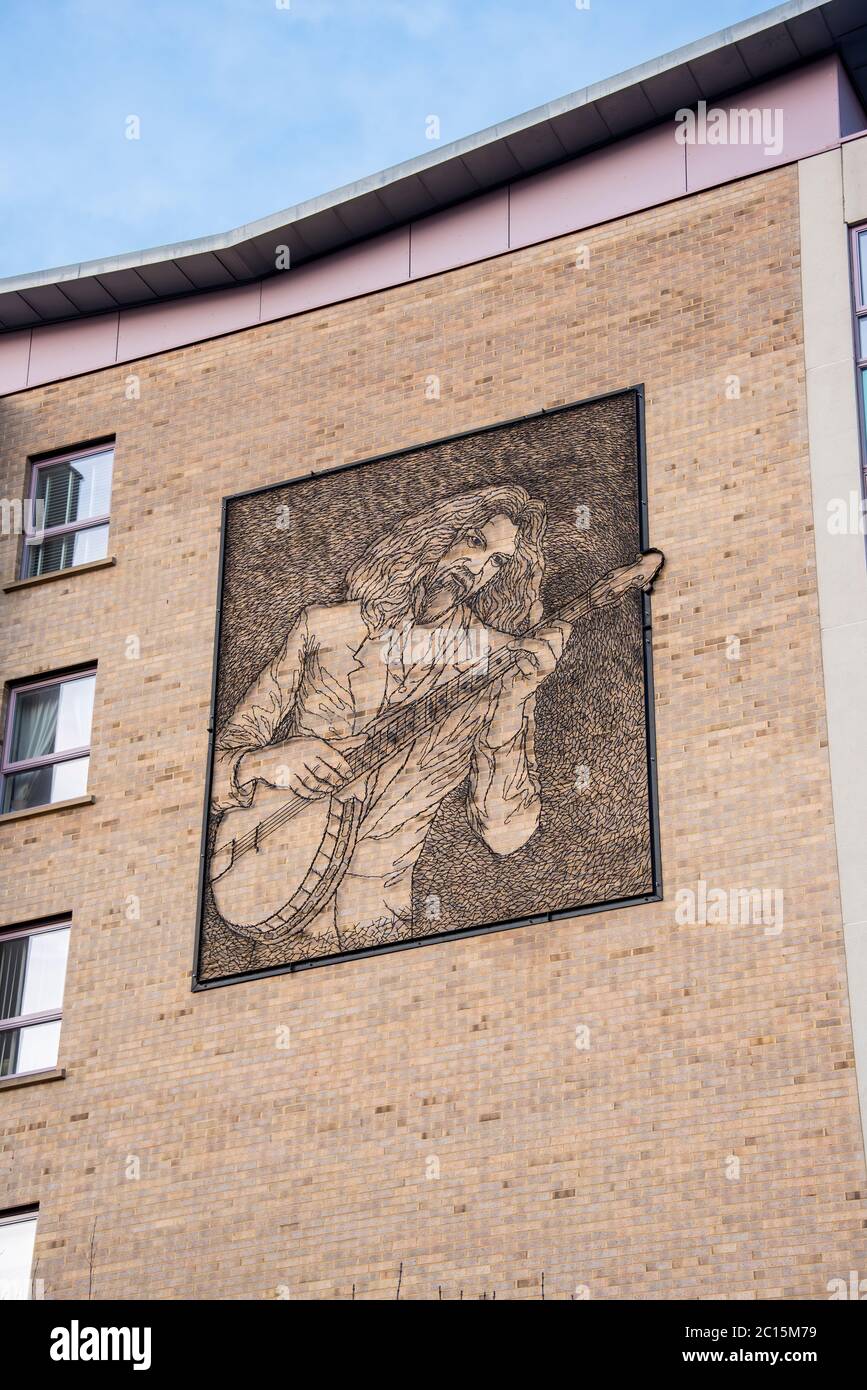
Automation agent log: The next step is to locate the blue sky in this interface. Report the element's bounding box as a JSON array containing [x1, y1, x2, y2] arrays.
[[1, 0, 771, 279]]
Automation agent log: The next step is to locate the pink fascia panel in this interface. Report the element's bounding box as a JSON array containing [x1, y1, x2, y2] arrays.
[[686, 56, 842, 193], [27, 312, 119, 388], [117, 282, 259, 362], [509, 120, 685, 251], [260, 225, 410, 321], [0, 330, 31, 395], [410, 189, 509, 279]]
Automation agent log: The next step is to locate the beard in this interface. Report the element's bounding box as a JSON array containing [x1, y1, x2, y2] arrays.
[[411, 565, 474, 624]]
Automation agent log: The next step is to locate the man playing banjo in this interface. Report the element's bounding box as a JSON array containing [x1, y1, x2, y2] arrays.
[[210, 485, 569, 944]]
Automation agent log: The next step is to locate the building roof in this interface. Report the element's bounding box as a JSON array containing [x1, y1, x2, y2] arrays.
[[1, 0, 865, 333]]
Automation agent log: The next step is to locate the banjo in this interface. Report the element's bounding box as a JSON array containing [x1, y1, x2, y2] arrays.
[[209, 548, 664, 937]]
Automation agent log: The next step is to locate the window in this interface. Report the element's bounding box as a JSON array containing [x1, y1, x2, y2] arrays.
[[0, 1209, 38, 1301], [0, 922, 70, 1081], [850, 227, 867, 503], [1, 670, 96, 815], [21, 443, 114, 579]]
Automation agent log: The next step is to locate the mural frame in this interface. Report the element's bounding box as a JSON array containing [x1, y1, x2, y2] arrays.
[[191, 385, 662, 989]]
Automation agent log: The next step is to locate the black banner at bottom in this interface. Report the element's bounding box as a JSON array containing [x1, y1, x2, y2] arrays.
[[8, 1295, 864, 1376]]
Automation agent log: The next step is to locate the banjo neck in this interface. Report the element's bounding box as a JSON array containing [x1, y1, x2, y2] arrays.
[[342, 548, 662, 785]]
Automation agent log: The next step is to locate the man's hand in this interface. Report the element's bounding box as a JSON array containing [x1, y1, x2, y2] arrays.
[[240, 736, 353, 800], [501, 621, 571, 700], [485, 620, 571, 748]]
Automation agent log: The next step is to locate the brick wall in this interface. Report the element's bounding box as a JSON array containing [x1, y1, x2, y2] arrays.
[[1, 163, 865, 1299]]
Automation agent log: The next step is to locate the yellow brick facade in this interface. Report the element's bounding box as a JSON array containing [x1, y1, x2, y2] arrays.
[[1, 163, 865, 1299]]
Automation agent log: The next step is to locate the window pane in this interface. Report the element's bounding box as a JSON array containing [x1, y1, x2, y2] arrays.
[[51, 756, 89, 802], [0, 1022, 61, 1075], [1, 755, 89, 814], [0, 937, 28, 1021], [36, 462, 78, 530], [34, 450, 112, 530], [56, 676, 95, 752], [0, 1215, 37, 1301], [24, 523, 108, 577], [0, 1021, 61, 1077], [76, 450, 113, 518], [24, 531, 75, 578], [9, 684, 60, 762], [1, 765, 52, 814], [72, 523, 109, 565], [859, 318, 867, 363], [15, 1019, 61, 1074], [21, 929, 69, 1016], [0, 1025, 20, 1075], [7, 675, 93, 773]]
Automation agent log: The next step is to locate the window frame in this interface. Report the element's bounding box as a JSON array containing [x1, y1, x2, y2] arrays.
[[0, 668, 96, 814], [20, 442, 114, 580], [848, 225, 867, 501], [0, 920, 70, 1081]]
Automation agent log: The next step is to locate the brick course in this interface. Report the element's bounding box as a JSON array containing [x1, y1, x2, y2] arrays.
[[1, 163, 865, 1299]]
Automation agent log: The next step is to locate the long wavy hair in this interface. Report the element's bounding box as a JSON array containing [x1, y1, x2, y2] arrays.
[[345, 485, 547, 635]]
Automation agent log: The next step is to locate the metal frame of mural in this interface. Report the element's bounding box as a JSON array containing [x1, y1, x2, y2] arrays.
[[192, 386, 663, 988]]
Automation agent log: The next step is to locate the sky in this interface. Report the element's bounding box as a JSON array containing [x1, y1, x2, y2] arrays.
[[1, 0, 773, 280]]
